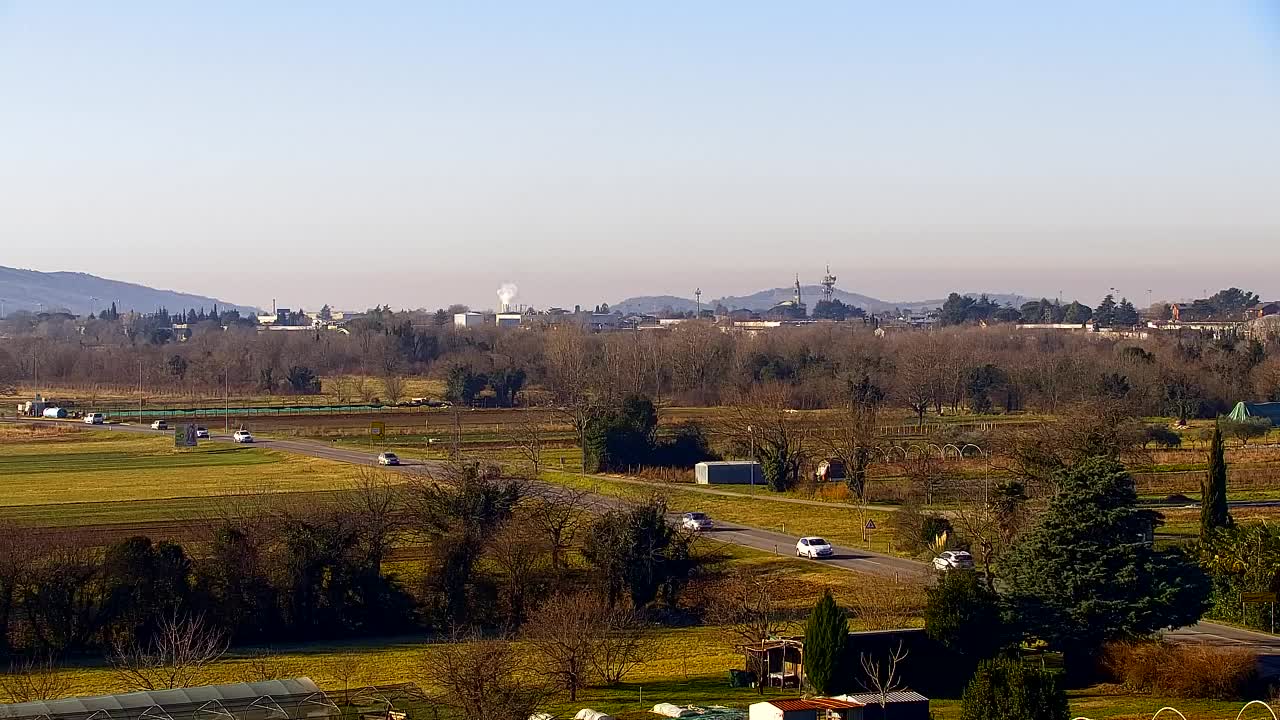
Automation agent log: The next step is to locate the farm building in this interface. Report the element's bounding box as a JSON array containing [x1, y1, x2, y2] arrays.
[[0, 678, 339, 720], [835, 692, 931, 720], [695, 460, 763, 485], [748, 697, 862, 720], [454, 311, 484, 328], [1228, 401, 1280, 427]]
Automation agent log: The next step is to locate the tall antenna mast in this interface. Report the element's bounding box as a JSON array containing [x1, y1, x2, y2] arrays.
[[694, 288, 702, 317], [821, 265, 837, 303]]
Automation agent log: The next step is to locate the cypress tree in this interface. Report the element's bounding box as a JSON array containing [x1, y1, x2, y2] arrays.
[[1201, 423, 1232, 539], [803, 589, 848, 695]]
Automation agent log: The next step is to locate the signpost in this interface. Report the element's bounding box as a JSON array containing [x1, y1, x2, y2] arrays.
[[174, 424, 197, 449], [1242, 592, 1277, 633], [370, 421, 385, 450]]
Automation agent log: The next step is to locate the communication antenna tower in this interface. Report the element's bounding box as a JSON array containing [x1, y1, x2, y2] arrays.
[[694, 288, 702, 317], [821, 265, 837, 303]]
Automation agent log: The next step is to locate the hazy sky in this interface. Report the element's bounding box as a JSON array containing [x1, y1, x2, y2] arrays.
[[3, 2, 1280, 311]]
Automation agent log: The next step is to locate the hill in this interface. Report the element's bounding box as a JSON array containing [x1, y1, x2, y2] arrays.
[[613, 287, 1028, 315], [0, 266, 257, 317]]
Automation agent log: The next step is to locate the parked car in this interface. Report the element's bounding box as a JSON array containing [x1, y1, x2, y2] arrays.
[[150, 420, 168, 430], [933, 550, 975, 571], [232, 430, 254, 443], [681, 512, 713, 532], [83, 412, 105, 425], [796, 536, 834, 559], [377, 452, 400, 466], [195, 427, 209, 438]]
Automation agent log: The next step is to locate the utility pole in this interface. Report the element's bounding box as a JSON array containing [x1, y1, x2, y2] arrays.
[[225, 368, 230, 435], [748, 425, 755, 494], [138, 359, 143, 423]]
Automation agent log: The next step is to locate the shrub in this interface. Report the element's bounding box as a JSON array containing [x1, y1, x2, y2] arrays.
[[960, 657, 1068, 720], [1099, 641, 1256, 700]]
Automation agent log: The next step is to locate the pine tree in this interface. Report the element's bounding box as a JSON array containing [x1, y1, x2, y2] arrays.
[[1201, 423, 1232, 539], [803, 589, 848, 695]]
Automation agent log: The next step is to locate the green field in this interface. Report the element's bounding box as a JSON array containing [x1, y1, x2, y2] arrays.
[[0, 430, 372, 516]]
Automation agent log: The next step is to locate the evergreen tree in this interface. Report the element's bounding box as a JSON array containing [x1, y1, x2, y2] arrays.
[[1201, 423, 1232, 539], [925, 569, 1011, 672], [1114, 298, 1140, 326], [803, 589, 848, 695], [960, 657, 1068, 720], [1095, 294, 1117, 326], [1002, 456, 1210, 679]]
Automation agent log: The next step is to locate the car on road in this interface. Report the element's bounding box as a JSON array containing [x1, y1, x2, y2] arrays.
[[83, 412, 105, 425], [377, 452, 400, 466], [195, 427, 209, 438], [150, 420, 168, 430], [933, 550, 975, 571], [232, 430, 254, 443], [681, 512, 713, 532], [796, 536, 834, 559]]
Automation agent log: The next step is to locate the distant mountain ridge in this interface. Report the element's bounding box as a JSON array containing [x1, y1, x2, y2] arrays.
[[0, 266, 257, 317], [613, 287, 1029, 315]]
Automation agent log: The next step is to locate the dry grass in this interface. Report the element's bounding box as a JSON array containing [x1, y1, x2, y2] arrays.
[[1100, 641, 1259, 700]]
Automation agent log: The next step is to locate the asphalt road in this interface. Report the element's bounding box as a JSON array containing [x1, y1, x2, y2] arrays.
[[10, 418, 1280, 652]]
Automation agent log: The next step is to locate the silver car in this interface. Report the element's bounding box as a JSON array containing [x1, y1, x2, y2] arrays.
[[933, 550, 975, 571]]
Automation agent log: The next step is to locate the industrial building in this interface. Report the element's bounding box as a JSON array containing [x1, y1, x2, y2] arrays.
[[695, 460, 763, 485], [454, 311, 484, 328], [496, 312, 522, 328]]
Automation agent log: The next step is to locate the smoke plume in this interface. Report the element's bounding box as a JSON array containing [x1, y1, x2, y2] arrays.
[[497, 283, 518, 311]]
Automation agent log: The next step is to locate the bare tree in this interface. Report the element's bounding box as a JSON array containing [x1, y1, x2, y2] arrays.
[[489, 520, 551, 629], [544, 329, 604, 474], [0, 656, 73, 703], [242, 647, 301, 682], [431, 636, 547, 720], [330, 375, 354, 403], [903, 452, 949, 506], [528, 486, 589, 572], [524, 591, 646, 700], [724, 383, 809, 492], [860, 640, 910, 709], [710, 571, 787, 693], [819, 373, 886, 501], [382, 373, 406, 406], [850, 580, 926, 631], [591, 607, 649, 686], [108, 613, 228, 691], [510, 414, 548, 478]]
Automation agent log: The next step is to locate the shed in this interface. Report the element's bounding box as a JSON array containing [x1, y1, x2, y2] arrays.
[[834, 692, 930, 720], [748, 697, 863, 720], [695, 461, 763, 485], [1228, 401, 1280, 427]]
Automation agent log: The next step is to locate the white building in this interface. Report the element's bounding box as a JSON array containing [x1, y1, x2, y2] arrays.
[[454, 311, 484, 328], [495, 313, 522, 328]]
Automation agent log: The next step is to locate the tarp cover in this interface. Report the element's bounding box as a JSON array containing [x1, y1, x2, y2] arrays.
[[1228, 402, 1280, 426]]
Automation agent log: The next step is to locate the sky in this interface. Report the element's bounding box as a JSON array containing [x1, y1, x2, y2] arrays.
[[2, 2, 1280, 312]]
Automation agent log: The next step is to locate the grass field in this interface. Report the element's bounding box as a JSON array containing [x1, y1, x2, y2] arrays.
[[0, 429, 372, 516]]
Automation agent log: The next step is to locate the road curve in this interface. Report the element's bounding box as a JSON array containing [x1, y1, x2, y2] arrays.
[[6, 419, 1277, 648]]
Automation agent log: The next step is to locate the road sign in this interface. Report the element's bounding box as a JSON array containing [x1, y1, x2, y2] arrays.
[[1242, 592, 1277, 604], [865, 519, 877, 530], [370, 421, 385, 436], [174, 424, 197, 448]]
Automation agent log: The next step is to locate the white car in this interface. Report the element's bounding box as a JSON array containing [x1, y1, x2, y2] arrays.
[[377, 452, 400, 466], [232, 430, 254, 443], [83, 413, 105, 425], [150, 419, 168, 430], [681, 512, 713, 532], [195, 427, 210, 439], [933, 550, 975, 571], [796, 536, 834, 559]]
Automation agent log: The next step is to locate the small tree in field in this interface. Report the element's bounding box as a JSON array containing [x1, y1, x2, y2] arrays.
[[960, 657, 1068, 720], [1220, 417, 1271, 446], [803, 589, 848, 695]]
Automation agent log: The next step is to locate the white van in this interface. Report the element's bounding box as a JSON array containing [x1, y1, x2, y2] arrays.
[[83, 412, 105, 425]]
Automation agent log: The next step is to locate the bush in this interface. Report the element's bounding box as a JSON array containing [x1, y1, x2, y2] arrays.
[[1143, 425, 1182, 448], [960, 657, 1068, 720], [890, 499, 954, 554], [1099, 641, 1257, 700]]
